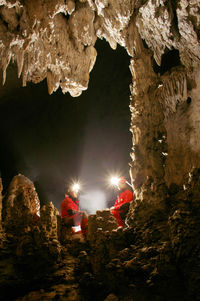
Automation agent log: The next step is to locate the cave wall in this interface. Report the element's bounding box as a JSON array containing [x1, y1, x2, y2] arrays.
[[0, 0, 199, 193], [163, 67, 200, 186], [128, 0, 200, 192]]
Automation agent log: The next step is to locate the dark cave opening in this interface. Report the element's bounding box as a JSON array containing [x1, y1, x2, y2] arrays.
[[0, 39, 132, 211], [153, 48, 181, 75]]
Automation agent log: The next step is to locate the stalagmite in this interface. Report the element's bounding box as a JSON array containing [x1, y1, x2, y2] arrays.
[[3, 174, 40, 232], [40, 202, 59, 240]]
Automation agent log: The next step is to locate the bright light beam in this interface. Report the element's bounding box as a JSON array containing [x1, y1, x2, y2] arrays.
[[110, 176, 120, 186], [110, 176, 133, 188], [72, 183, 80, 193]]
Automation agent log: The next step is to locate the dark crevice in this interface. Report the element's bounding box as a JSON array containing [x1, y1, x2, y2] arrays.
[[153, 48, 181, 75], [197, 29, 200, 40], [63, 13, 70, 21], [2, 19, 9, 30], [170, 0, 180, 35], [142, 39, 149, 50]]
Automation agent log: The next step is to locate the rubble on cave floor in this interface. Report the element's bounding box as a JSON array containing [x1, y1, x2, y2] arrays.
[[0, 173, 200, 301], [14, 250, 81, 301]]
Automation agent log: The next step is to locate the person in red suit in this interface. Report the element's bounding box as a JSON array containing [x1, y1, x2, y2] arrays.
[[60, 185, 88, 236], [110, 177, 134, 227]]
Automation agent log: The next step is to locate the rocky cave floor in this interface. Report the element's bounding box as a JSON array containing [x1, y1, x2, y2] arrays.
[[0, 171, 200, 301]]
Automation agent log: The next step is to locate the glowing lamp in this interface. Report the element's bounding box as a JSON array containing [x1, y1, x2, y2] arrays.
[[72, 183, 80, 193], [110, 176, 120, 186]]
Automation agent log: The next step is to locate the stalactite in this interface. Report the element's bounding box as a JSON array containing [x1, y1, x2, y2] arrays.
[[136, 0, 174, 65], [156, 69, 188, 117], [0, 0, 199, 98], [16, 48, 24, 78], [0, 1, 97, 96], [2, 52, 11, 85]]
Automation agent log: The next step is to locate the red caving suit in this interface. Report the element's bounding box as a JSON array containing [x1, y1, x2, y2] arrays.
[[111, 189, 134, 227], [60, 194, 88, 234]]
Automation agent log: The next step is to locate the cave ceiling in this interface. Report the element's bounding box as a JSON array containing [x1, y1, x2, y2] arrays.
[[0, 0, 199, 97]]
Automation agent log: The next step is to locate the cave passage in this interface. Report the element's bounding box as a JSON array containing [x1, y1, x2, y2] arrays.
[[0, 39, 132, 212]]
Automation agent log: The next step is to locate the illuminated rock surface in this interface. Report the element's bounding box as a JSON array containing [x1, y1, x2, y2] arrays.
[[0, 172, 200, 300], [3, 174, 40, 232], [0, 0, 200, 300]]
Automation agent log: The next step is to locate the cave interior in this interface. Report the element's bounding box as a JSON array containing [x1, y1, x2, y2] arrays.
[[0, 1, 200, 301]]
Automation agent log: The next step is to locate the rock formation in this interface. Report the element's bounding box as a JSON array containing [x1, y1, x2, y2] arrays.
[[0, 0, 97, 96], [0, 171, 200, 300], [0, 0, 200, 300], [3, 174, 40, 232], [0, 0, 199, 189], [0, 175, 63, 300]]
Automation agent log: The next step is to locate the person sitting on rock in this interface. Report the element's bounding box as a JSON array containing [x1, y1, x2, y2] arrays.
[[110, 177, 134, 227], [60, 184, 88, 236]]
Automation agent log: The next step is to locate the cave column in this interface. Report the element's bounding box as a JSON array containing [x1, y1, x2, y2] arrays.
[[129, 26, 167, 201]]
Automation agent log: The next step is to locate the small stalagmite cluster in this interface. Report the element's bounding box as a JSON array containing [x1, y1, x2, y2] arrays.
[[0, 0, 200, 300]]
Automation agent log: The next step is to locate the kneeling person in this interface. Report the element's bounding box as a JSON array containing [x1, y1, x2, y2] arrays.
[[60, 185, 88, 236], [110, 177, 134, 227]]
